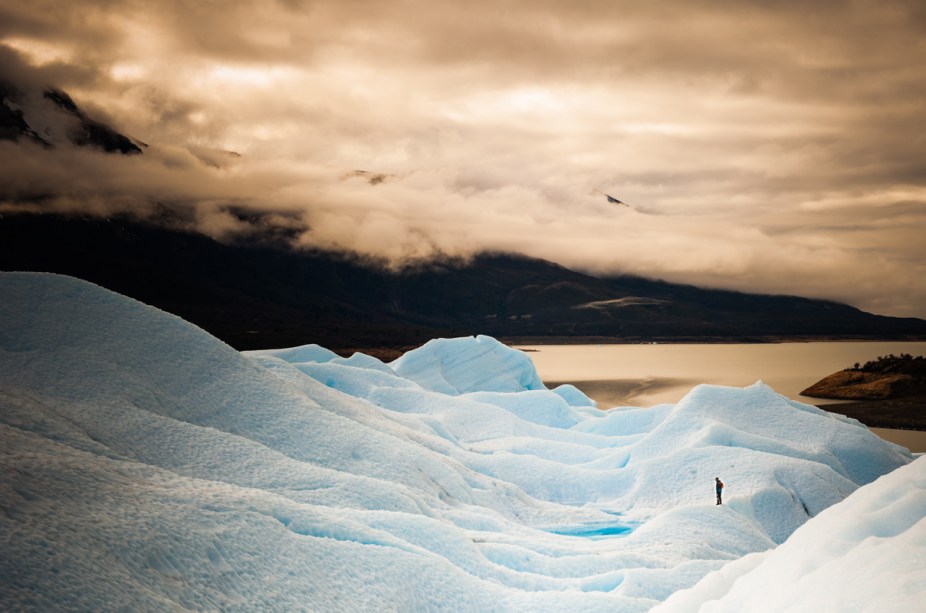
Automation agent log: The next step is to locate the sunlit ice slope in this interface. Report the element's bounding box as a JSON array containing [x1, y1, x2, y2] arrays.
[[0, 272, 917, 611], [654, 454, 926, 612]]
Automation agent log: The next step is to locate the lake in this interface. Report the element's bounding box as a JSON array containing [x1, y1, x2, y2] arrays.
[[518, 341, 926, 452]]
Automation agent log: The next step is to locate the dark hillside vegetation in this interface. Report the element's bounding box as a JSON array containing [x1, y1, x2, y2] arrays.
[[850, 354, 926, 377], [3, 213, 926, 351]]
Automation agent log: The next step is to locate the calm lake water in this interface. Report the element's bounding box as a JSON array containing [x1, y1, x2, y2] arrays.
[[519, 341, 926, 452]]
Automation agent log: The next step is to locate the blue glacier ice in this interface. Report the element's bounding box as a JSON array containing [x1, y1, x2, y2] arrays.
[[0, 272, 922, 612]]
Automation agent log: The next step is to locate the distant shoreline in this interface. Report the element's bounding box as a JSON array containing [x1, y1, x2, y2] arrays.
[[332, 337, 926, 360], [502, 335, 926, 346]]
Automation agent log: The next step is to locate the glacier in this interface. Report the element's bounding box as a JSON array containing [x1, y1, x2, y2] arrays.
[[0, 272, 923, 612]]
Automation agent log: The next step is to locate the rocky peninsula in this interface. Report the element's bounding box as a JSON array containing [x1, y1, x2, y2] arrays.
[[802, 354, 926, 431]]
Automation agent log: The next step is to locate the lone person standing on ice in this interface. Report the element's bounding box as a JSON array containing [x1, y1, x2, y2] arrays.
[[715, 477, 724, 505]]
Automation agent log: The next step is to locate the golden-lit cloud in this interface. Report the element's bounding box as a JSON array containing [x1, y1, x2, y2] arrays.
[[1, 0, 926, 317]]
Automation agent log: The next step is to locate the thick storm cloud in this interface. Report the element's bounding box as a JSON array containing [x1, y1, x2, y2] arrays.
[[2, 0, 925, 316]]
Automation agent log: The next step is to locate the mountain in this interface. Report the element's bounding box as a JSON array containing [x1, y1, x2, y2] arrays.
[[2, 213, 925, 351], [0, 80, 143, 154]]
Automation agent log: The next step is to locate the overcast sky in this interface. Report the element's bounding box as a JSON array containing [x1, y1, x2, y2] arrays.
[[2, 0, 925, 317]]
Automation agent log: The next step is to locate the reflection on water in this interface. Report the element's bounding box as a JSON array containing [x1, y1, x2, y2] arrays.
[[544, 377, 695, 408], [522, 341, 926, 452]]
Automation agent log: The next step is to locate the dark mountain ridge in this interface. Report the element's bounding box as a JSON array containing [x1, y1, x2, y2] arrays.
[[0, 79, 143, 154], [2, 213, 925, 352]]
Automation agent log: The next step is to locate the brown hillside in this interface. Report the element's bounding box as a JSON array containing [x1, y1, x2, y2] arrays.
[[801, 371, 914, 400]]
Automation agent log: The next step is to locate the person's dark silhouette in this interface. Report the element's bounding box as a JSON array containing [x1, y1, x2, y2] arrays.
[[715, 477, 724, 505]]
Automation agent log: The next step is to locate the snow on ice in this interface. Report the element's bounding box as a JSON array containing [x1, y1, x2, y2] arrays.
[[0, 272, 923, 612]]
